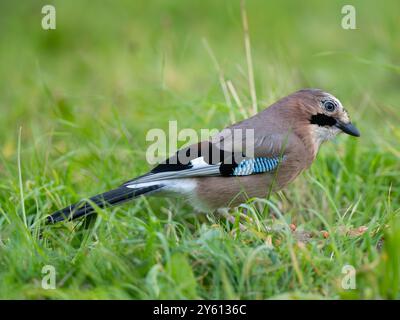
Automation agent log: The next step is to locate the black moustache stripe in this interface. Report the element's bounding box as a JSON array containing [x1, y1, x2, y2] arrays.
[[310, 113, 337, 126]]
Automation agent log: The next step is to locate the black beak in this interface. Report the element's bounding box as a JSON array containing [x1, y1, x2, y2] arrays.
[[335, 121, 360, 137]]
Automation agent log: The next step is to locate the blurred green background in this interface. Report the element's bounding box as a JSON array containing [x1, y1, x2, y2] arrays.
[[0, 0, 399, 299]]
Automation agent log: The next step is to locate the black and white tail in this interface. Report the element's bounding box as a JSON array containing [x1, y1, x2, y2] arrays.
[[47, 185, 163, 223]]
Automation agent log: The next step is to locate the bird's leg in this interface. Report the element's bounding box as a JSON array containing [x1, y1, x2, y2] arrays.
[[217, 208, 248, 232]]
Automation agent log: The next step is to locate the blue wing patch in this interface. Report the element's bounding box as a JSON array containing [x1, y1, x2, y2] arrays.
[[232, 156, 282, 176]]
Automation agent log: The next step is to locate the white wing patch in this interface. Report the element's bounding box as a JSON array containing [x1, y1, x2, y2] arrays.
[[126, 179, 197, 194], [126, 156, 220, 185]]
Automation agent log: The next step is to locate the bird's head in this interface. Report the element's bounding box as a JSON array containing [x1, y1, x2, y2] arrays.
[[285, 89, 360, 145]]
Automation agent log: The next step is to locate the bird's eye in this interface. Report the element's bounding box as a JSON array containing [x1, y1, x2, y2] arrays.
[[323, 100, 336, 112]]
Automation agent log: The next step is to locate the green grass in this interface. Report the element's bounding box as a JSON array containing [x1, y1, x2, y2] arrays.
[[0, 0, 399, 299]]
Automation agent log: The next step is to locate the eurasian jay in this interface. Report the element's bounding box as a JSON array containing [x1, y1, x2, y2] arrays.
[[48, 88, 360, 223]]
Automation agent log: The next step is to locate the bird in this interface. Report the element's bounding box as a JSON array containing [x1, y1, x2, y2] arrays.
[[48, 88, 360, 223]]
